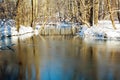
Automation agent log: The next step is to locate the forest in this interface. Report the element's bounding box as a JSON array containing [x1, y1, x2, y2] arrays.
[[0, 0, 119, 26], [0, 0, 120, 38]]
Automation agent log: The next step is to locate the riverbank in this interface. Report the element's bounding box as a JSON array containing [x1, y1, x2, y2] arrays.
[[1, 19, 120, 41], [78, 20, 120, 40], [38, 23, 78, 36], [0, 19, 80, 37]]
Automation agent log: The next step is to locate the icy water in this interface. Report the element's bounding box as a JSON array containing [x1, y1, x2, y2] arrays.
[[0, 35, 120, 80]]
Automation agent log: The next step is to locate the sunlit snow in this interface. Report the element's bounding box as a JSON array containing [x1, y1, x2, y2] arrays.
[[78, 20, 120, 40]]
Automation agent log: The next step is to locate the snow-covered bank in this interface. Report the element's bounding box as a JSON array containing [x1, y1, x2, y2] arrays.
[[0, 19, 37, 37], [0, 19, 33, 50], [1, 19, 120, 41], [0, 19, 77, 37], [78, 20, 120, 40]]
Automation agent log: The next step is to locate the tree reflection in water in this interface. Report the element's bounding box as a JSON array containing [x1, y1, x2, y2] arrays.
[[0, 36, 15, 51], [0, 36, 120, 80]]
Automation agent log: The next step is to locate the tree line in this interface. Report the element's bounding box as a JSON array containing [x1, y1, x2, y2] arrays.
[[0, 0, 120, 29]]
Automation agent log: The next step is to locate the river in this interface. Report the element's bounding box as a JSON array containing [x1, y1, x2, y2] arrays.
[[0, 35, 120, 80]]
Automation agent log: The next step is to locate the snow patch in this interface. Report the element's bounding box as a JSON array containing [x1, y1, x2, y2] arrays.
[[19, 25, 34, 35], [0, 19, 38, 37], [57, 22, 72, 28], [18, 33, 34, 40], [78, 20, 120, 40]]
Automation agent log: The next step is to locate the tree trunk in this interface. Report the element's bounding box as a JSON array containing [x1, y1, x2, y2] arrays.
[[103, 0, 107, 19], [16, 0, 32, 31], [94, 0, 99, 25], [89, 0, 94, 26], [107, 0, 116, 29], [99, 0, 104, 20], [80, 0, 86, 23], [31, 0, 38, 27], [69, 0, 73, 21], [118, 0, 120, 23], [16, 0, 22, 31]]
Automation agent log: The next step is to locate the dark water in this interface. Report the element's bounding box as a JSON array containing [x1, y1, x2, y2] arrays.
[[0, 35, 120, 80]]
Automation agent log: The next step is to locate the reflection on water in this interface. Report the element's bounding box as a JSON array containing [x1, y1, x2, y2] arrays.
[[0, 37, 15, 51], [0, 36, 120, 80]]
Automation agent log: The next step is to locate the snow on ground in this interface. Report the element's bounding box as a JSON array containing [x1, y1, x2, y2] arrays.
[[0, 19, 37, 37], [78, 20, 120, 40], [19, 25, 34, 35], [0, 19, 74, 38], [57, 21, 72, 28], [34, 25, 41, 35], [1, 19, 120, 41]]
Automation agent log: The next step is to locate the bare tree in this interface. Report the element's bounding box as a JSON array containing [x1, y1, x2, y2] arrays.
[[6, 0, 118, 30]]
